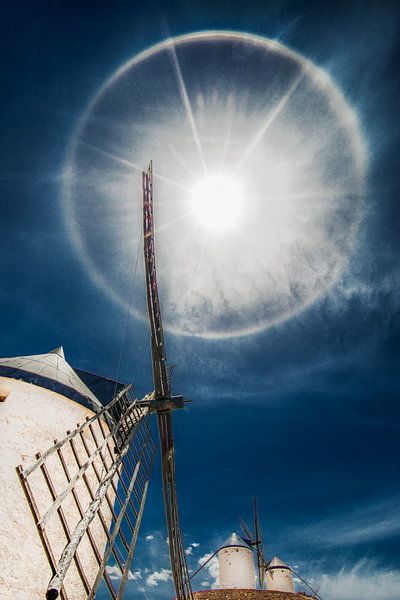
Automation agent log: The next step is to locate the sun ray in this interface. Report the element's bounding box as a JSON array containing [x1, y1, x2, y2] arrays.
[[231, 67, 307, 175], [154, 209, 194, 234], [243, 189, 362, 203], [167, 41, 208, 176], [77, 140, 191, 191], [78, 139, 143, 170], [153, 171, 192, 192], [168, 143, 198, 179]]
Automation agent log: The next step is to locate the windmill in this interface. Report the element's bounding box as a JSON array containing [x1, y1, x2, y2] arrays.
[[12, 162, 193, 600], [240, 500, 324, 600]]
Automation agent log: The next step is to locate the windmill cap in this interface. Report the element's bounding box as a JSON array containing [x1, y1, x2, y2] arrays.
[[268, 556, 291, 570], [220, 532, 252, 550], [0, 347, 101, 412]]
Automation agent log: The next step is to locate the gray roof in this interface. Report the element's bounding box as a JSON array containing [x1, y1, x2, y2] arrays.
[[0, 347, 102, 412], [268, 556, 290, 569], [221, 532, 251, 550]]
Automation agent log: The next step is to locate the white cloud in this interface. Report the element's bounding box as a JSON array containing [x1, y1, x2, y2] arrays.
[[106, 566, 122, 581], [105, 566, 142, 581], [146, 568, 172, 587], [198, 553, 219, 587], [317, 560, 400, 600], [201, 581, 209, 588], [185, 542, 200, 555], [145, 535, 154, 541]]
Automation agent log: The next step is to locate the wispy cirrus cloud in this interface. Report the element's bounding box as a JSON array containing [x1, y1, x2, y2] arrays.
[[291, 491, 400, 548], [317, 559, 400, 600]]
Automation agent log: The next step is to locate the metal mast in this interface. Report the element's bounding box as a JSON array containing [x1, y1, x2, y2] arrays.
[[143, 161, 193, 600]]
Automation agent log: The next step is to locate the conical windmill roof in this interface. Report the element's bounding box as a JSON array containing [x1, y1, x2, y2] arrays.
[[220, 532, 252, 550], [0, 347, 102, 412], [268, 556, 291, 569]]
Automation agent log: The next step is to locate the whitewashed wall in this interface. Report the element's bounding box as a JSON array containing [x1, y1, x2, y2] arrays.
[[0, 377, 112, 600], [218, 546, 256, 589], [266, 567, 295, 593]]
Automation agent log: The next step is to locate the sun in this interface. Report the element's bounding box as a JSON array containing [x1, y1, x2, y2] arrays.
[[190, 175, 242, 232]]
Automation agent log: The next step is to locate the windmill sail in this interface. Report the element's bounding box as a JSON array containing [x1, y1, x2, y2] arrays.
[[253, 497, 267, 589], [240, 499, 268, 590], [17, 384, 157, 599], [143, 162, 194, 600]]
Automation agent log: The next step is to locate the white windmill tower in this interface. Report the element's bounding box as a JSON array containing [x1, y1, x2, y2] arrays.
[[218, 532, 256, 590], [266, 557, 295, 593]]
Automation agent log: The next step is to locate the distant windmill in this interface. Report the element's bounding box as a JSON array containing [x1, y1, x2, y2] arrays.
[[7, 162, 193, 599], [240, 499, 324, 600]]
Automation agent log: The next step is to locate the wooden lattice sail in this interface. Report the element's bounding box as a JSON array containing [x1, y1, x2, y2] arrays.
[[16, 384, 156, 599]]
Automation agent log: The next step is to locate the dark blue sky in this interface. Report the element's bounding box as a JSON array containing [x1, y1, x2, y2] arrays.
[[1, 1, 400, 598]]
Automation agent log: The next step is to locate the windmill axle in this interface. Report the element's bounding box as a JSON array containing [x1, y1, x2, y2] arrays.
[[141, 395, 186, 412]]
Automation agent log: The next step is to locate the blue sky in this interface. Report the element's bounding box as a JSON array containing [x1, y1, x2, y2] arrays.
[[1, 1, 400, 599]]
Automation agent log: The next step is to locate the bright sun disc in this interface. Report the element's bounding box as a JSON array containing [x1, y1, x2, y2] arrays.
[[191, 176, 242, 231]]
